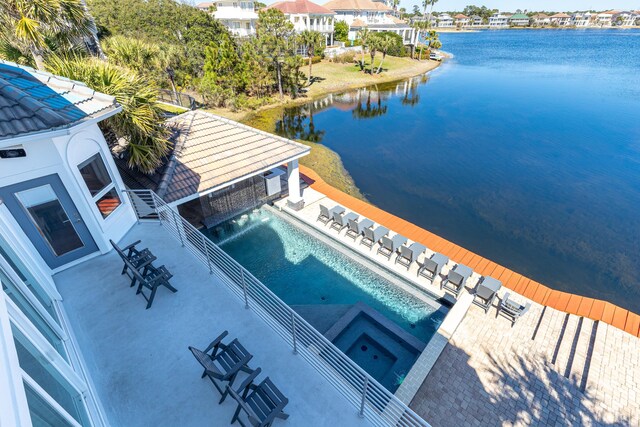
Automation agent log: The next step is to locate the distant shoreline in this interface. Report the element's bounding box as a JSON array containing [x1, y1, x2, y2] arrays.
[[438, 26, 640, 33]]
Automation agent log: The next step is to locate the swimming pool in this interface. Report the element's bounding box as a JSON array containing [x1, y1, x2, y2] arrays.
[[203, 207, 446, 345]]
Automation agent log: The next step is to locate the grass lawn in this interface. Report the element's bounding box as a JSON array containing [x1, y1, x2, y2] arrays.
[[302, 54, 440, 98]]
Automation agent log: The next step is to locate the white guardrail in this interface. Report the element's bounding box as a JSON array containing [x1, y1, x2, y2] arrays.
[[124, 189, 431, 427]]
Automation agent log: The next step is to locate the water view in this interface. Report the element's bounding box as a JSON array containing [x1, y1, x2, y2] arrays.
[[258, 29, 640, 313]]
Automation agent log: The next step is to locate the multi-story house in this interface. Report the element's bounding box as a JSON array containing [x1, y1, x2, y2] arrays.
[[267, 0, 336, 46], [488, 13, 510, 28], [531, 13, 550, 26], [324, 0, 415, 44], [509, 13, 530, 27], [436, 13, 454, 28], [197, 0, 258, 36], [617, 11, 638, 26], [470, 15, 484, 26], [549, 12, 571, 26], [571, 12, 593, 27], [596, 10, 618, 27], [454, 14, 470, 27]]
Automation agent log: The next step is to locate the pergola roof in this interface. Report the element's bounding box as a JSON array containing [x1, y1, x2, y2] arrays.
[[157, 111, 309, 204]]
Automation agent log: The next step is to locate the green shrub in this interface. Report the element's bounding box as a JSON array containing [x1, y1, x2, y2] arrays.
[[311, 55, 322, 64], [375, 31, 407, 57]]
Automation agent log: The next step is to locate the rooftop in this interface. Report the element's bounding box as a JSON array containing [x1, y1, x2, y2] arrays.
[[0, 61, 119, 141], [54, 222, 370, 427], [267, 0, 335, 15], [119, 110, 309, 204], [323, 0, 391, 12]]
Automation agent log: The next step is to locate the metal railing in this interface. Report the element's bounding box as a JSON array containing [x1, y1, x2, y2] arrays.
[[124, 189, 431, 427], [158, 89, 197, 110]]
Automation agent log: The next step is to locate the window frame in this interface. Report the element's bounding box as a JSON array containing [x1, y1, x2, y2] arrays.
[[77, 153, 122, 219]]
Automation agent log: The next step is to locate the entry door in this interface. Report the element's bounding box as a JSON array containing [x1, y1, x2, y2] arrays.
[[0, 174, 98, 269]]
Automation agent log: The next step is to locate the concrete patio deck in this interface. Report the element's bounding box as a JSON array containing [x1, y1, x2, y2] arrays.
[[54, 223, 370, 427]]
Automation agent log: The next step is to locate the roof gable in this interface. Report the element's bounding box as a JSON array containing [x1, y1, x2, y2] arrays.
[[324, 0, 391, 12]]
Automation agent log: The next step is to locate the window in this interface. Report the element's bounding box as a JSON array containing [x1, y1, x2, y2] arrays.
[[24, 383, 76, 427], [78, 154, 121, 218], [13, 327, 90, 425]]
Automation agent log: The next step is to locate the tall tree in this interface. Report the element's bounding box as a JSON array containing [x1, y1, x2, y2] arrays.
[[299, 30, 325, 82], [356, 28, 370, 71], [0, 0, 92, 69], [46, 56, 170, 173], [368, 33, 380, 74], [375, 34, 394, 74], [256, 9, 295, 99]]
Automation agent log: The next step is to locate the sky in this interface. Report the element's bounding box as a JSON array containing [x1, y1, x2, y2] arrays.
[[251, 0, 640, 11]]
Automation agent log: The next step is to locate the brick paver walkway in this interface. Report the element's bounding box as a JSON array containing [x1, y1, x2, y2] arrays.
[[410, 301, 640, 426]]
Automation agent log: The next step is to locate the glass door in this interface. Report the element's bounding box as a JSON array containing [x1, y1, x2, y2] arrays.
[[0, 175, 98, 269]]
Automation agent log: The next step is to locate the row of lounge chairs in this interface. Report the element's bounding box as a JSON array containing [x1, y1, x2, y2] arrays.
[[111, 239, 177, 309], [189, 331, 289, 427], [316, 203, 532, 325]]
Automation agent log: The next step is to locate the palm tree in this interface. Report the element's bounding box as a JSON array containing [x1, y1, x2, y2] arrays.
[[391, 0, 400, 11], [299, 30, 325, 82], [0, 0, 92, 70], [356, 28, 370, 71], [375, 35, 393, 74], [46, 56, 171, 174], [368, 33, 380, 74]]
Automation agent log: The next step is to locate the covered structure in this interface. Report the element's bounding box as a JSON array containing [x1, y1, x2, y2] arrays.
[[117, 110, 310, 227]]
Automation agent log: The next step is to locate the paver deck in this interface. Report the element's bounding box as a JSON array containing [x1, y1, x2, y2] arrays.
[[410, 300, 640, 426], [55, 223, 369, 427]]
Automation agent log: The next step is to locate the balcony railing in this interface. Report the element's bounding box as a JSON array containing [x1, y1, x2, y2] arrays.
[[124, 189, 431, 427]]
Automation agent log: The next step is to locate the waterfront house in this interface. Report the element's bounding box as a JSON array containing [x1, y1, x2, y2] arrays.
[[531, 13, 550, 26], [509, 13, 530, 27], [436, 13, 454, 28], [453, 14, 470, 27], [198, 0, 258, 36], [571, 12, 593, 27], [488, 12, 510, 28], [470, 14, 484, 26], [596, 10, 619, 27], [324, 0, 415, 44], [266, 0, 336, 45], [549, 12, 571, 26], [617, 11, 639, 26]]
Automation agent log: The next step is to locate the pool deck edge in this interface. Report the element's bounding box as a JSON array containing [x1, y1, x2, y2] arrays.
[[298, 165, 640, 339]]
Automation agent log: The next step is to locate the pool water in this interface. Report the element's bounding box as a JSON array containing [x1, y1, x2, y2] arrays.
[[204, 208, 446, 344]]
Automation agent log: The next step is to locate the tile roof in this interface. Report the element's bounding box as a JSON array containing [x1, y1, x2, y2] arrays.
[[324, 0, 390, 12], [267, 0, 335, 15], [157, 111, 309, 203], [454, 14, 468, 19], [550, 13, 571, 18], [0, 60, 119, 141]]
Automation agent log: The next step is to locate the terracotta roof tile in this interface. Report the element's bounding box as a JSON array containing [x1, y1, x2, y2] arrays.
[[268, 0, 335, 15]]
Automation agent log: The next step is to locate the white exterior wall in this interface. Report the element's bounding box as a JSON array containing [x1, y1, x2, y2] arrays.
[[489, 14, 509, 28], [0, 122, 137, 276], [213, 0, 258, 35], [288, 13, 335, 44]]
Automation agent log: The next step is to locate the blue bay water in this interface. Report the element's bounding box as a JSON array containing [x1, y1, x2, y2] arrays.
[[263, 29, 640, 313]]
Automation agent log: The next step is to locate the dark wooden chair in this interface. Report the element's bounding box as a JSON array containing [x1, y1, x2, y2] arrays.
[[131, 263, 176, 309], [227, 375, 289, 427], [189, 331, 255, 403], [110, 239, 156, 284]]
